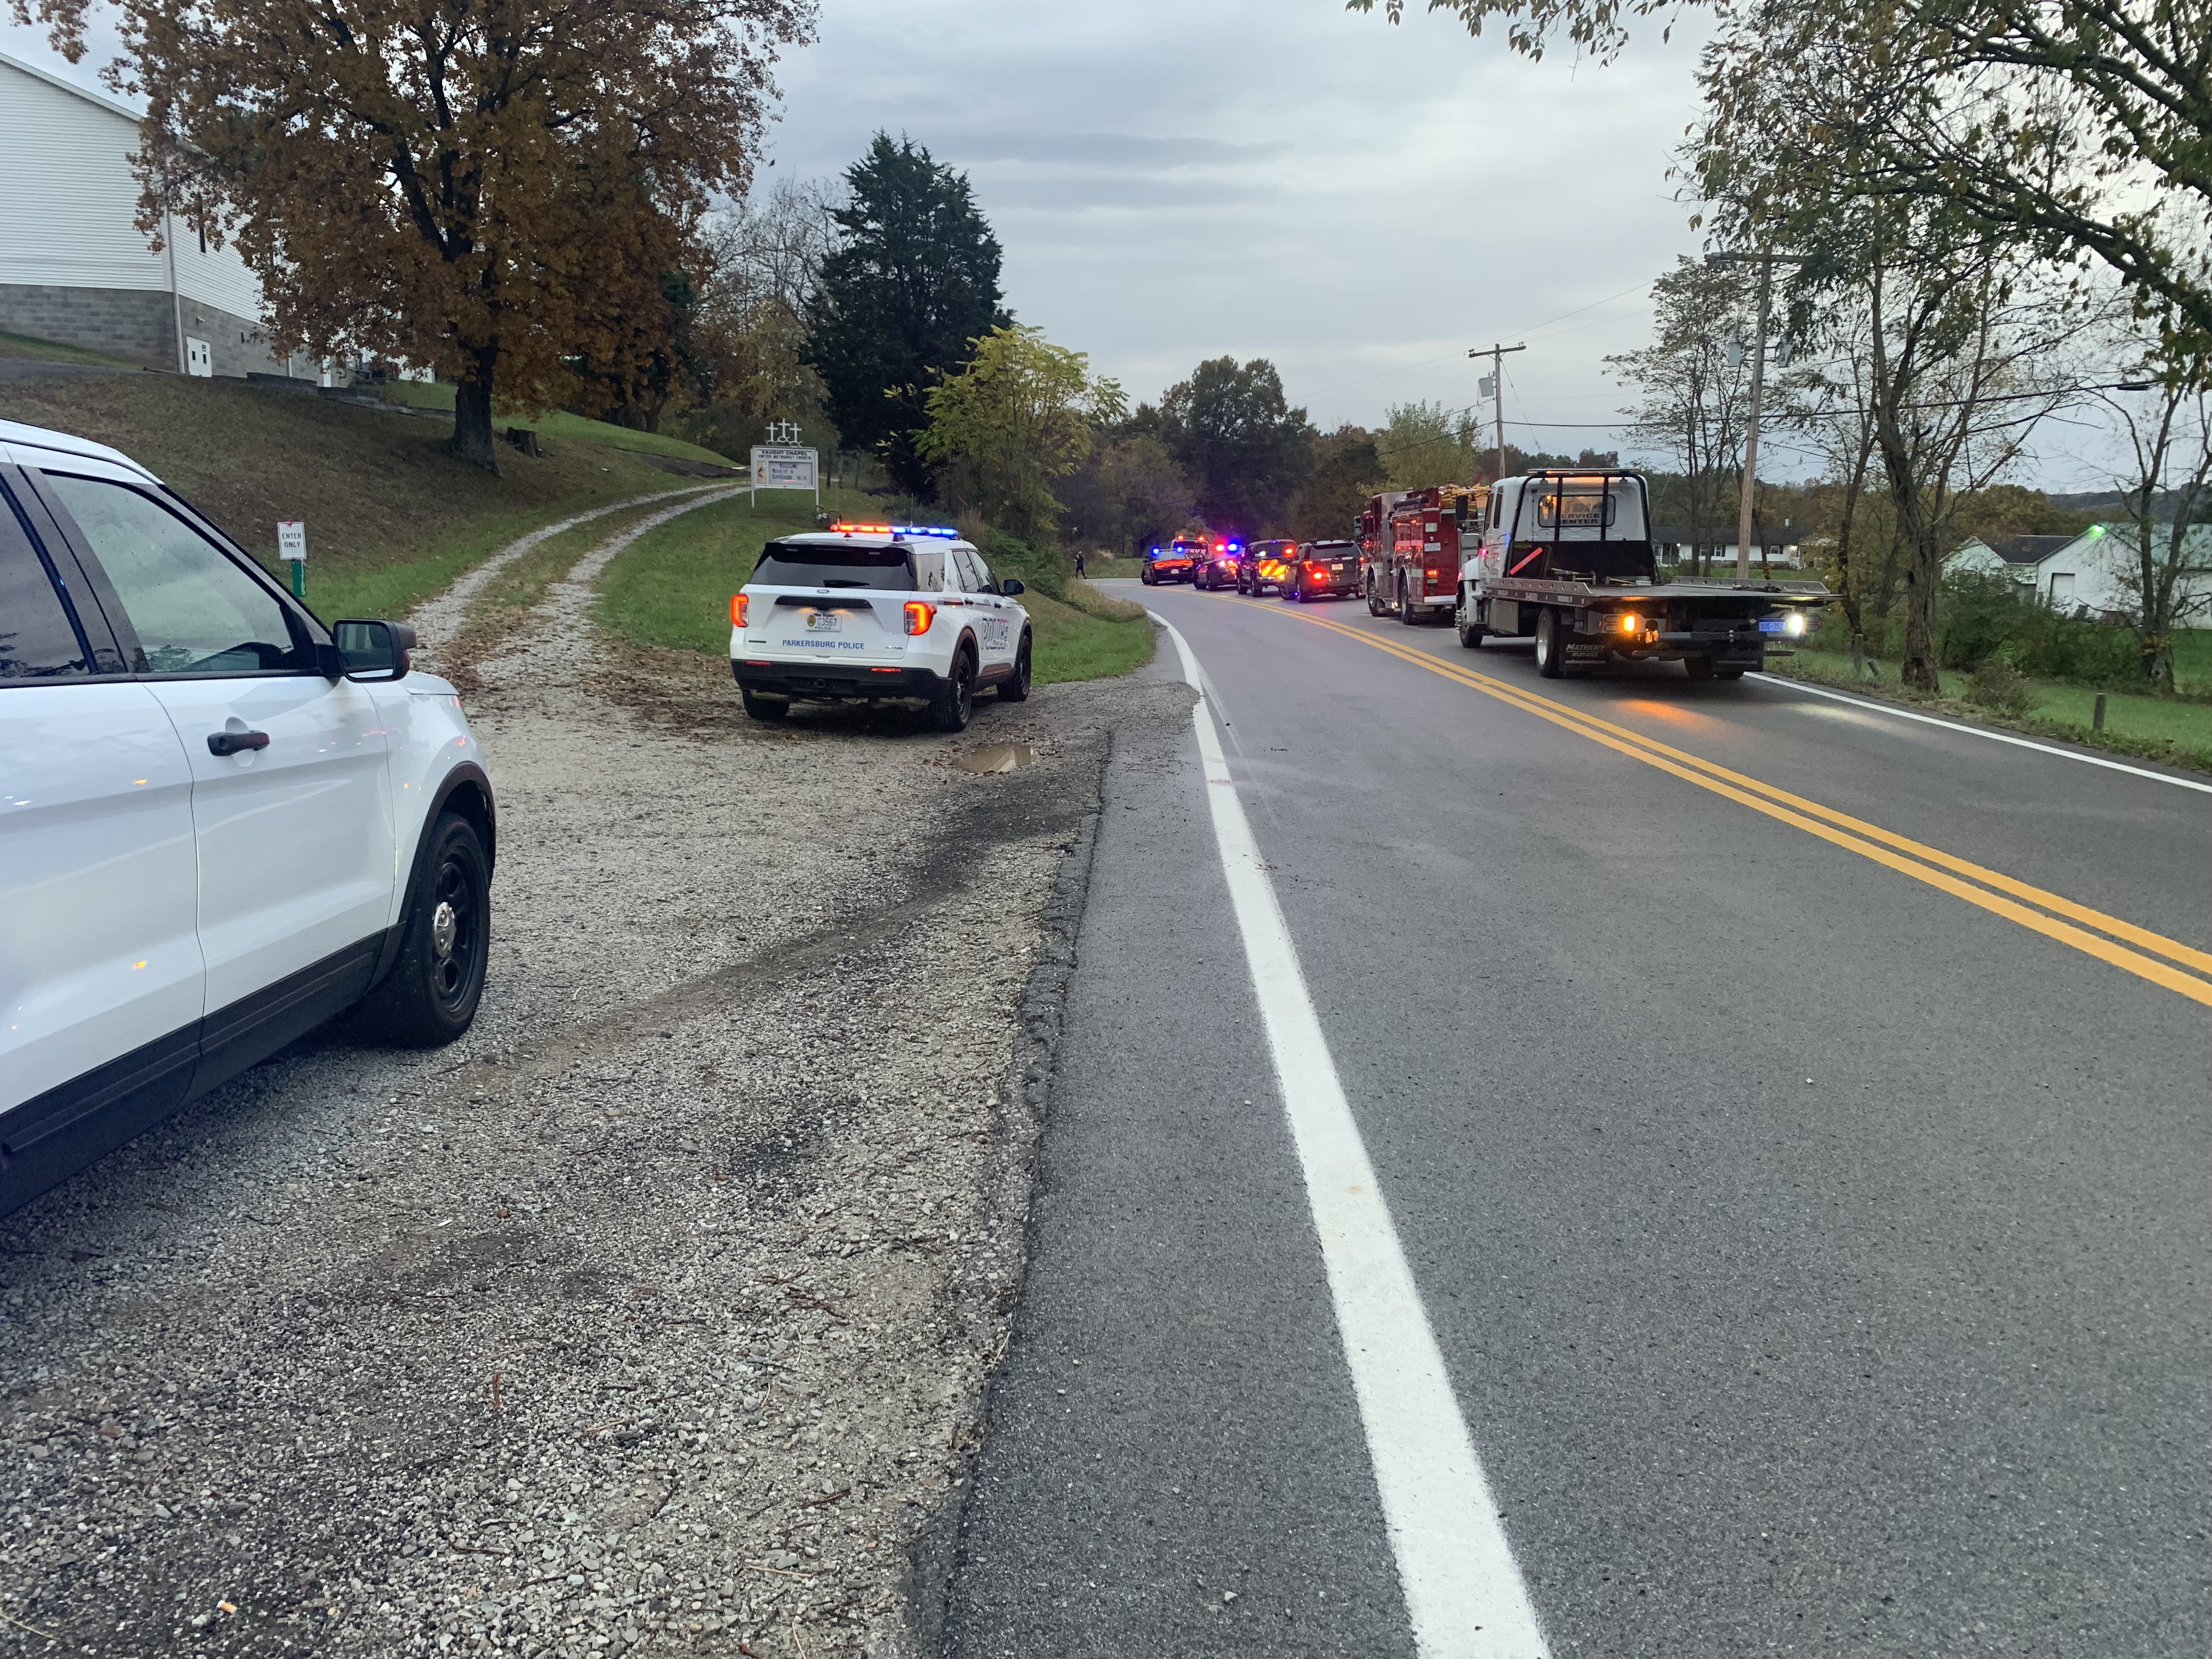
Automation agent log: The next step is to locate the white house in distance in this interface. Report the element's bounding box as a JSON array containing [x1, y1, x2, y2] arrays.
[[0, 49, 290, 378], [1951, 525, 2212, 622]]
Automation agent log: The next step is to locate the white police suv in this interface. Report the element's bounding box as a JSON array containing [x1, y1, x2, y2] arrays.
[[730, 523, 1031, 731], [0, 417, 495, 1216]]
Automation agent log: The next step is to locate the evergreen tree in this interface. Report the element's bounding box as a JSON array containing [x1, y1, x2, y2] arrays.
[[804, 134, 1007, 497]]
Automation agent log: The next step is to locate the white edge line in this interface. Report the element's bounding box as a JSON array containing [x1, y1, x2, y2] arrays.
[[1150, 609, 1550, 1659], [1748, 672, 2212, 797]]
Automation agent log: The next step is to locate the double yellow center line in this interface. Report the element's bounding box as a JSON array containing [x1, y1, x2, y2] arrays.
[[1232, 596, 2212, 1010]]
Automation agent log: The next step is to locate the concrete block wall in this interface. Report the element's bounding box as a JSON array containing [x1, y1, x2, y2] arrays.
[[0, 283, 293, 379], [0, 283, 172, 366]]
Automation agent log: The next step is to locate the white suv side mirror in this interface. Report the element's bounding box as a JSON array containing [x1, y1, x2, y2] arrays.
[[334, 619, 416, 681]]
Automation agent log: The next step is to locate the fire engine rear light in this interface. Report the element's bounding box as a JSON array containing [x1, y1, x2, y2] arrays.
[[731, 593, 748, 627], [904, 601, 935, 635]]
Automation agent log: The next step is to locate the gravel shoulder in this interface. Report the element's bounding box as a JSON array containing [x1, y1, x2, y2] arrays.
[[0, 514, 1188, 1658]]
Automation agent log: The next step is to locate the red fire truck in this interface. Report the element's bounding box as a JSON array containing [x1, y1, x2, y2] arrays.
[[1358, 485, 1488, 624]]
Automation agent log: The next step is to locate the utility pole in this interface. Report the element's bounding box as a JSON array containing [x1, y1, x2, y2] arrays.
[[1706, 250, 1802, 579], [1466, 343, 1526, 483]]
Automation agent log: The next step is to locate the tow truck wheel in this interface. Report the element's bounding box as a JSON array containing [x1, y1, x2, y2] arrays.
[[1535, 608, 1567, 678], [1683, 654, 1714, 681], [1457, 611, 1486, 650], [741, 688, 790, 721]]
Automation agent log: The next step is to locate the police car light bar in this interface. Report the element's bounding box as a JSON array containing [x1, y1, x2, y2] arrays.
[[827, 522, 960, 538]]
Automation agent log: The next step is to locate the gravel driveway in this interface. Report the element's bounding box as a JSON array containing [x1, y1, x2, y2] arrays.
[[0, 512, 1186, 1658]]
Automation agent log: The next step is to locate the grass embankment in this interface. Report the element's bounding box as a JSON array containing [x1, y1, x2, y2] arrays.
[[597, 494, 1154, 685], [1769, 644, 2212, 775], [0, 366, 686, 621], [382, 379, 738, 468]]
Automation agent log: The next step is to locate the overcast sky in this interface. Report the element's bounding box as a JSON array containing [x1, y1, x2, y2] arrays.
[[4, 2, 2132, 488]]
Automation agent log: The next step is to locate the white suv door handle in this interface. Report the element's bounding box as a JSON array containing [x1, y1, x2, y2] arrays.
[[207, 730, 270, 757]]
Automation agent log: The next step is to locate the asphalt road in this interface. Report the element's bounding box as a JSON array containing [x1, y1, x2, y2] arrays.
[[940, 582, 2211, 1657]]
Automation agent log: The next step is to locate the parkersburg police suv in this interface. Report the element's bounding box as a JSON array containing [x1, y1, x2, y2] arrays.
[[730, 523, 1030, 732]]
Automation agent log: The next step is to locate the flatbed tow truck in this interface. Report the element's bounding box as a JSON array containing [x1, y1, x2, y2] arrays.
[[1457, 469, 1830, 680]]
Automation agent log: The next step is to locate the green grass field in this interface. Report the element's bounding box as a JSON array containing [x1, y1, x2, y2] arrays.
[[382, 379, 740, 467], [1776, 646, 2212, 771], [597, 494, 1154, 685], [0, 366, 701, 624]]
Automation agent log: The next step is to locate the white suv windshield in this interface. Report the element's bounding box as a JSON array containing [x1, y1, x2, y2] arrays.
[[752, 543, 918, 591]]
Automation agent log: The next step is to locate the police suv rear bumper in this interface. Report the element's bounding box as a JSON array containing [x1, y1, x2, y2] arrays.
[[732, 661, 947, 701]]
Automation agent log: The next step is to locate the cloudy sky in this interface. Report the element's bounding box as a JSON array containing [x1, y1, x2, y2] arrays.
[[764, 0, 1712, 447], [2, 2, 2127, 486]]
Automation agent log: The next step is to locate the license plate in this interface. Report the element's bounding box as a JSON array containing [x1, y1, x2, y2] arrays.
[[1332, 563, 1350, 574], [1757, 616, 1786, 633], [804, 611, 843, 633]]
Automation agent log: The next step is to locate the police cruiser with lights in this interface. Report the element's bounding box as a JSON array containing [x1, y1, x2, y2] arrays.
[[730, 523, 1030, 731]]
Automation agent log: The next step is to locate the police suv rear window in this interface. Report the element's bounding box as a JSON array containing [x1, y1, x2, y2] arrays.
[[752, 543, 917, 591]]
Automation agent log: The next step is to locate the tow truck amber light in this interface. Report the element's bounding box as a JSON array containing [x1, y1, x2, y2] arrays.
[[1616, 612, 1641, 634], [903, 601, 934, 635], [731, 594, 748, 627]]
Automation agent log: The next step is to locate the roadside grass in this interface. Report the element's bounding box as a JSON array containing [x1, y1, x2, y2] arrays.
[[382, 379, 740, 467], [1771, 646, 2212, 775], [0, 330, 139, 368], [1031, 579, 1152, 684], [596, 489, 875, 653], [0, 369, 685, 622], [596, 494, 1157, 684]]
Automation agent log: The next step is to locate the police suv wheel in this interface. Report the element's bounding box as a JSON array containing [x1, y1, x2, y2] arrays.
[[1000, 633, 1032, 702], [930, 649, 977, 732], [356, 812, 490, 1049], [741, 689, 789, 721]]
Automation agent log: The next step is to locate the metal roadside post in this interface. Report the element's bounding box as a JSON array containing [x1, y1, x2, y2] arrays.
[[278, 519, 307, 598]]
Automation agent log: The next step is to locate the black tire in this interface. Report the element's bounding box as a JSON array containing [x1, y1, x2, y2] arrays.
[[930, 647, 977, 731], [1456, 607, 1486, 650], [1714, 664, 1747, 680], [1141, 567, 1155, 586], [741, 687, 789, 721], [1535, 608, 1567, 678], [1398, 578, 1421, 626], [1366, 577, 1385, 617], [999, 632, 1032, 701], [1683, 654, 1715, 681], [355, 812, 490, 1048]]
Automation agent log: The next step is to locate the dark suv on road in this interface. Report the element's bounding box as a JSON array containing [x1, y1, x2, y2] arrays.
[[1140, 538, 1204, 585], [1285, 539, 1361, 602], [1237, 540, 1297, 595]]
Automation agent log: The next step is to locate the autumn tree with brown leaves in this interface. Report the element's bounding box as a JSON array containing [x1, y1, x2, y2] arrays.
[[15, 0, 814, 469]]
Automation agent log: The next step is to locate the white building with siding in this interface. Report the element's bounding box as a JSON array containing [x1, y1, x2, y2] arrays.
[[1, 49, 287, 377], [1951, 526, 2212, 622]]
